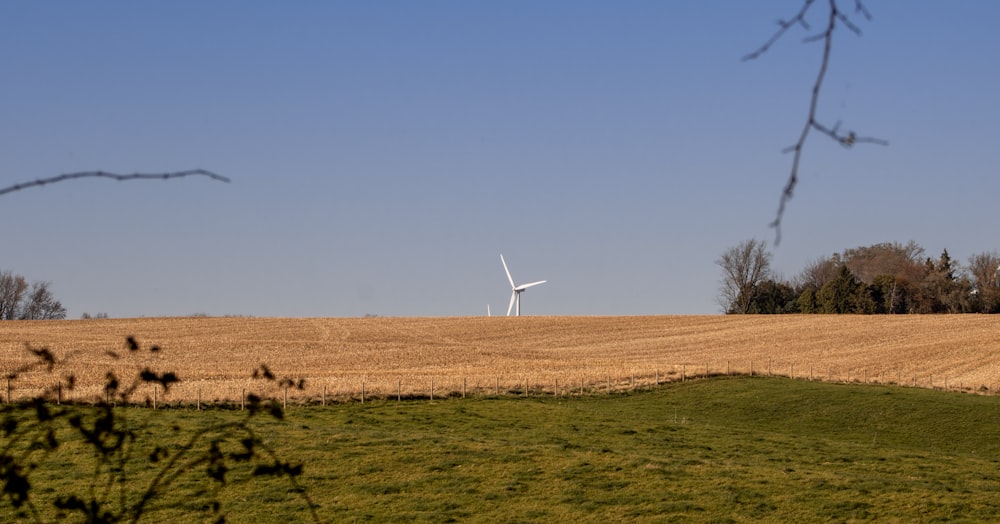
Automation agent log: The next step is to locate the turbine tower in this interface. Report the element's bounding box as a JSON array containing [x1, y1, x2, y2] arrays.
[[501, 254, 547, 316]]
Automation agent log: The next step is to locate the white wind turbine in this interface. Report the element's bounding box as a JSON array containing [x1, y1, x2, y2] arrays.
[[501, 254, 547, 316]]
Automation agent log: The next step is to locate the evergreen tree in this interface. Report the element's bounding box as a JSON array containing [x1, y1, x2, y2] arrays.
[[797, 288, 818, 314], [816, 265, 863, 313], [746, 280, 798, 314]]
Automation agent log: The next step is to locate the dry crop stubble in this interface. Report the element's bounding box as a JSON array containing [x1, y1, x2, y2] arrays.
[[2, 315, 999, 403]]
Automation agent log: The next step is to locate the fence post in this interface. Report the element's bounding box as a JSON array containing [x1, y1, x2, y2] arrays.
[[790, 364, 794, 379], [555, 378, 559, 397], [750, 361, 754, 377], [241, 388, 245, 411], [495, 377, 500, 396], [361, 381, 365, 404], [655, 369, 659, 386], [524, 376, 529, 397], [197, 387, 201, 411], [430, 378, 434, 401], [463, 377, 467, 399], [727, 361, 730, 376], [7, 378, 11, 404], [767, 358, 771, 377], [323, 385, 327, 406], [398, 380, 402, 402]]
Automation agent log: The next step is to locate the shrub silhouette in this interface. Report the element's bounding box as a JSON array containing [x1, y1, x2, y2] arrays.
[[0, 337, 318, 523]]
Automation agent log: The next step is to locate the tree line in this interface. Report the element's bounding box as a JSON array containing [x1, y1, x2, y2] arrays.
[[0, 270, 67, 320], [717, 240, 1000, 314]]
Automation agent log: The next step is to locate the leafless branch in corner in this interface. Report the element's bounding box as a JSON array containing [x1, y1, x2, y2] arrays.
[[0, 169, 230, 197], [744, 0, 886, 244]]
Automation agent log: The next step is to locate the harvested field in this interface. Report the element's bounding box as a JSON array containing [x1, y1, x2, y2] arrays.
[[1, 315, 999, 404]]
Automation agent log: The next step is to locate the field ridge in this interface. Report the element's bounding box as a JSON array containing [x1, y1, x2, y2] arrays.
[[2, 315, 998, 403]]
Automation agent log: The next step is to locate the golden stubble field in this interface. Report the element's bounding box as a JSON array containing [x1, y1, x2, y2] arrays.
[[1, 315, 999, 404]]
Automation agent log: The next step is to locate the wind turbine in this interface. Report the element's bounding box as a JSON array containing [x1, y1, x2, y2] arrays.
[[501, 254, 547, 316]]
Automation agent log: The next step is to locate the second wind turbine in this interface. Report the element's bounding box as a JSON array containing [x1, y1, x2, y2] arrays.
[[501, 254, 547, 316]]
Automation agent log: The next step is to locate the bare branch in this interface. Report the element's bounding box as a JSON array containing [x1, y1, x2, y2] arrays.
[[802, 32, 828, 44], [854, 0, 872, 21], [746, 0, 886, 244], [742, 0, 817, 62], [0, 169, 230, 197], [836, 11, 863, 35], [811, 121, 889, 147]]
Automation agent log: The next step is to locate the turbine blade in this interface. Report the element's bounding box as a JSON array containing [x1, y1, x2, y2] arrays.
[[507, 291, 517, 316], [500, 254, 515, 289], [515, 280, 547, 291]]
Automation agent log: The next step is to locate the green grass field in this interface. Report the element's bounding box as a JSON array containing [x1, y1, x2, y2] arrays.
[[7, 377, 1000, 522]]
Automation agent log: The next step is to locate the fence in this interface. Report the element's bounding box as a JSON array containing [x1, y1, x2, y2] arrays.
[[2, 359, 996, 409]]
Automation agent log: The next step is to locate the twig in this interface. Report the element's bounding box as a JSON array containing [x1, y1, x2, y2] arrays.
[[742, 0, 817, 62], [745, 0, 886, 244], [0, 169, 230, 197]]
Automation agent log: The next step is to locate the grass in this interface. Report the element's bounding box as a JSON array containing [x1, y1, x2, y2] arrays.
[[7, 377, 1000, 522]]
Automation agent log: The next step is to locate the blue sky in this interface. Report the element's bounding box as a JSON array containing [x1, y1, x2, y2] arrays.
[[1, 1, 998, 318]]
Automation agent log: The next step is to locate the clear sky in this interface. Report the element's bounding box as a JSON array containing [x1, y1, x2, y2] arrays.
[[1, 1, 998, 318]]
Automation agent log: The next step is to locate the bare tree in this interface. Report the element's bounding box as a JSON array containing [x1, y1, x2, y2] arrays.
[[0, 274, 68, 320], [18, 281, 66, 320], [968, 252, 1000, 287], [716, 239, 772, 314], [841, 241, 925, 284], [0, 271, 28, 320], [745, 0, 887, 242], [795, 254, 842, 291], [968, 252, 1000, 313]]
